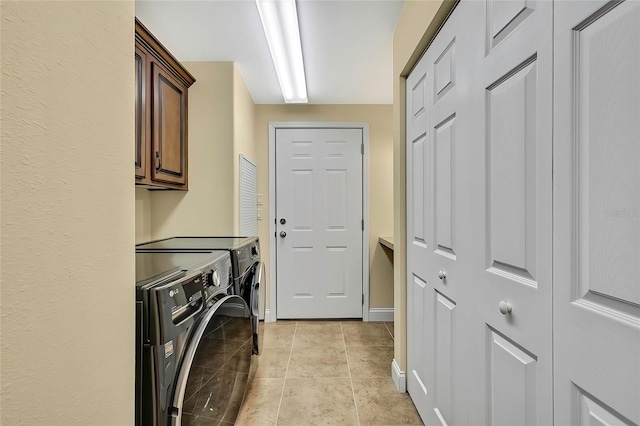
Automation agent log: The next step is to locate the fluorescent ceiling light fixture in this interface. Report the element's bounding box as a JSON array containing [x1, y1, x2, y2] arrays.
[[256, 0, 308, 103]]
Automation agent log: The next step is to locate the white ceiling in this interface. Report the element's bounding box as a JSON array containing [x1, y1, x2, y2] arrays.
[[135, 0, 404, 104]]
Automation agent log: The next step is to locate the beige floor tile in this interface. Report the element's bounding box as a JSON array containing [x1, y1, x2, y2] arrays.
[[262, 325, 296, 348], [255, 346, 291, 378], [342, 322, 394, 347], [346, 346, 394, 378], [294, 322, 344, 347], [287, 346, 350, 378], [384, 322, 394, 339], [277, 378, 358, 425], [235, 378, 284, 426], [352, 378, 423, 425]]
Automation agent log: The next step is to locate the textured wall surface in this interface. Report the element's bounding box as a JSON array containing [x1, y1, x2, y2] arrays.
[[136, 62, 261, 241], [147, 62, 236, 240], [254, 104, 394, 312], [136, 188, 152, 243], [1, 1, 135, 423], [232, 63, 257, 235]]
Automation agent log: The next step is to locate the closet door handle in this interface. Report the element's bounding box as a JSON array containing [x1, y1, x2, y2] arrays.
[[499, 301, 513, 315]]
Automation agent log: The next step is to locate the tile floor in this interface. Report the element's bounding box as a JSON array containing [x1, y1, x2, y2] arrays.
[[235, 321, 423, 426]]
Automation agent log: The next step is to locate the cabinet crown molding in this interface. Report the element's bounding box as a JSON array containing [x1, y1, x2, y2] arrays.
[[135, 18, 196, 88]]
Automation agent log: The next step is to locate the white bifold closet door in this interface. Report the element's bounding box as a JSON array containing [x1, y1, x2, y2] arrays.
[[406, 0, 554, 424], [466, 0, 555, 425], [407, 1, 640, 425], [554, 1, 640, 425], [406, 2, 485, 424]]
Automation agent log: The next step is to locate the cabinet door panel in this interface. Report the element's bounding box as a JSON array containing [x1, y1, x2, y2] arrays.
[[135, 44, 147, 180], [151, 62, 187, 186]]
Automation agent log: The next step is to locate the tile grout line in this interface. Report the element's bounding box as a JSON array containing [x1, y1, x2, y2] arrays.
[[384, 322, 394, 341], [341, 322, 361, 426], [274, 321, 297, 426]]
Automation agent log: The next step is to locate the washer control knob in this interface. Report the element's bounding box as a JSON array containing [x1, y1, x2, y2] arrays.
[[499, 301, 513, 315], [438, 270, 446, 280]]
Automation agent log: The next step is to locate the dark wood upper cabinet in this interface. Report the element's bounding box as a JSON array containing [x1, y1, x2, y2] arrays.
[[134, 44, 147, 180], [151, 62, 187, 185], [135, 18, 195, 190]]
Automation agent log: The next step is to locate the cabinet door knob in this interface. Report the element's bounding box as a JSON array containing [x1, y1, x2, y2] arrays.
[[438, 270, 446, 280], [499, 301, 513, 315]]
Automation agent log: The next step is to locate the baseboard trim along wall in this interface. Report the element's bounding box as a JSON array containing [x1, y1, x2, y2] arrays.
[[264, 308, 393, 323], [392, 358, 406, 392], [264, 309, 275, 323], [368, 308, 394, 322]]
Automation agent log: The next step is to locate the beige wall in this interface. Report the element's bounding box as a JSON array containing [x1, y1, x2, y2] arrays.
[[1, 1, 135, 423], [136, 62, 260, 241], [135, 75, 393, 315], [254, 105, 394, 314], [392, 0, 453, 372], [138, 62, 237, 240], [232, 64, 257, 234], [136, 188, 152, 243]]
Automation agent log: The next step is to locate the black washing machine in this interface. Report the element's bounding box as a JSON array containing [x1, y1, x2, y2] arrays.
[[135, 251, 253, 426], [137, 237, 264, 355]]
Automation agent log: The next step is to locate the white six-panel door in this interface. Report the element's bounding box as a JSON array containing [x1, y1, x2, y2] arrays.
[[406, 0, 556, 424], [406, 3, 481, 424], [275, 127, 363, 319], [554, 1, 640, 424], [406, 49, 431, 421], [468, 1, 554, 425]]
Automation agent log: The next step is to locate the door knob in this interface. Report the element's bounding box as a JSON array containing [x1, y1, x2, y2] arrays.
[[438, 270, 446, 280], [280, 231, 287, 238], [280, 218, 287, 225], [499, 301, 512, 315]]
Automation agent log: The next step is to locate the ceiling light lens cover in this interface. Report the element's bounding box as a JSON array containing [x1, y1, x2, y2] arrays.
[[256, 0, 308, 103]]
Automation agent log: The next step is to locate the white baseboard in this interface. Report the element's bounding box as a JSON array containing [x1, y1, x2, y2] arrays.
[[264, 308, 276, 323], [392, 358, 406, 392], [367, 308, 394, 322]]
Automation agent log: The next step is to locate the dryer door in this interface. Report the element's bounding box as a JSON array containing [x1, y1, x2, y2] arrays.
[[171, 295, 253, 425], [250, 261, 264, 354]]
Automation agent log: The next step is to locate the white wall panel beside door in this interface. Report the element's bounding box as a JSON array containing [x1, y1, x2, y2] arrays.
[[554, 1, 640, 424]]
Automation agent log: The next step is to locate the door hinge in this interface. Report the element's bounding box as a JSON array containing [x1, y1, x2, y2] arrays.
[[362, 294, 365, 305], [361, 143, 364, 155], [361, 219, 364, 231]]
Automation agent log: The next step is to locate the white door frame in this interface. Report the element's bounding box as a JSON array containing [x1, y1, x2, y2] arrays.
[[267, 122, 370, 322]]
